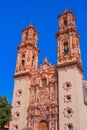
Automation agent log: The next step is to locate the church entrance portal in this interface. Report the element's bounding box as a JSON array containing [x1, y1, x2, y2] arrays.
[[38, 121, 48, 130]]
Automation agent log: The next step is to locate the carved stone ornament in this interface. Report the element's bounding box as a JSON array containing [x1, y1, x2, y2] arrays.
[[39, 88, 49, 105], [64, 123, 76, 130], [16, 89, 22, 97], [13, 111, 20, 120], [63, 107, 73, 118], [64, 95, 72, 103], [15, 100, 21, 107], [62, 81, 72, 91]]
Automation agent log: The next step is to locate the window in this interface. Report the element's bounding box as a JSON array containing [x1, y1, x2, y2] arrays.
[[25, 36, 28, 40], [64, 20, 67, 26], [42, 79, 47, 86], [32, 56, 35, 66], [21, 54, 25, 66], [85, 88, 87, 95], [25, 32, 28, 40], [84, 87, 87, 105], [64, 43, 69, 55]]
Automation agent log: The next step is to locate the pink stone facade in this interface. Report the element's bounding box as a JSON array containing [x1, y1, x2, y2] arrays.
[[9, 10, 87, 130]]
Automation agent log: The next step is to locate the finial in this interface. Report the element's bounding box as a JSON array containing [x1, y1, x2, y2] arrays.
[[43, 57, 48, 64], [29, 23, 33, 28], [64, 9, 69, 13]]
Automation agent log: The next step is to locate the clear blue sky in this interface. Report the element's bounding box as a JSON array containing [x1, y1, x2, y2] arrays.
[[0, 0, 87, 104]]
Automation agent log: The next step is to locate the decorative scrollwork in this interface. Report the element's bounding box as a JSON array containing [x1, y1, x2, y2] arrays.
[[39, 88, 49, 105]]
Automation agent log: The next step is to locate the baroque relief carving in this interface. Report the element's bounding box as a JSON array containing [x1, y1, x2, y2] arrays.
[[62, 81, 72, 91], [63, 107, 73, 118], [64, 123, 76, 130], [28, 68, 58, 130], [64, 95, 72, 103], [38, 88, 49, 105]]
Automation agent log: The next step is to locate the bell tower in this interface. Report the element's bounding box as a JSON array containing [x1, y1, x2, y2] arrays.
[[56, 10, 86, 130], [10, 24, 39, 130], [16, 24, 39, 74], [56, 10, 81, 64]]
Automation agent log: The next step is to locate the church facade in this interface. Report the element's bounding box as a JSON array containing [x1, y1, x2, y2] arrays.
[[10, 10, 87, 130]]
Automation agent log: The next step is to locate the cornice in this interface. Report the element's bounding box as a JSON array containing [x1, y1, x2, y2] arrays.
[[56, 28, 77, 38], [13, 72, 32, 79], [17, 42, 40, 52], [58, 10, 76, 20], [56, 60, 84, 72], [22, 25, 38, 34]]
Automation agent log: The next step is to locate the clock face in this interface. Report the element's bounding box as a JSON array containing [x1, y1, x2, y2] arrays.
[[42, 64, 48, 70]]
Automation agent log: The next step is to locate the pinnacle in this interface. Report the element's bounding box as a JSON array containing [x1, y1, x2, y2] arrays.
[[43, 57, 49, 64], [29, 23, 33, 27], [64, 9, 72, 14]]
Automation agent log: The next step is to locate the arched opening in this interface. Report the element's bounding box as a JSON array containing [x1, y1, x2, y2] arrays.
[[64, 19, 67, 26], [38, 121, 48, 130], [42, 78, 47, 86], [21, 54, 25, 66], [64, 43, 69, 55], [32, 55, 35, 66]]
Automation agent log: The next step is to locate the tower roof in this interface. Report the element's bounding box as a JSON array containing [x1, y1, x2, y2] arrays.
[[28, 23, 33, 27], [22, 23, 38, 33], [58, 10, 76, 20]]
